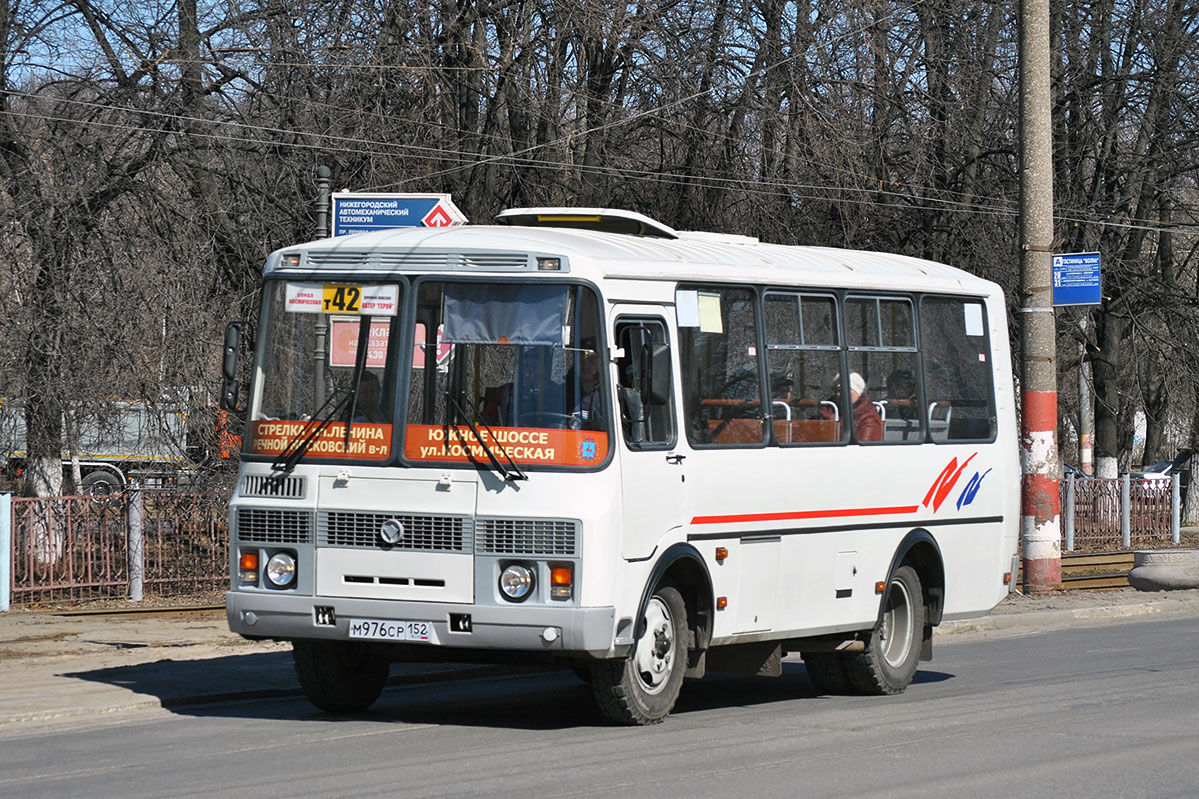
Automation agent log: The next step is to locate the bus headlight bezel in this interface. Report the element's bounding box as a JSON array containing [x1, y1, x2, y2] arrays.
[[499, 563, 535, 602], [265, 552, 297, 588]]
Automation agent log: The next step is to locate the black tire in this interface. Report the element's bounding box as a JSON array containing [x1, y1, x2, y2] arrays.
[[802, 651, 855, 695], [846, 565, 924, 695], [82, 471, 122, 499], [292, 639, 390, 713], [591, 584, 688, 725]]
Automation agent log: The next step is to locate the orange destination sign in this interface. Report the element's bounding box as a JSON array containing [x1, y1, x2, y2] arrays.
[[405, 425, 608, 467], [250, 421, 392, 460]]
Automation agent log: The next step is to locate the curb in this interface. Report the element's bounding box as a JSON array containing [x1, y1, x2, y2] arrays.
[[939, 597, 1199, 636], [0, 698, 163, 728]]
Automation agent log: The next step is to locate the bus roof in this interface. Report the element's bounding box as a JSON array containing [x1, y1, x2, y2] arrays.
[[268, 210, 999, 296]]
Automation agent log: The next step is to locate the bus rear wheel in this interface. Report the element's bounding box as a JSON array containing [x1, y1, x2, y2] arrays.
[[591, 584, 687, 725], [801, 652, 855, 695], [292, 640, 389, 713], [846, 565, 924, 695]]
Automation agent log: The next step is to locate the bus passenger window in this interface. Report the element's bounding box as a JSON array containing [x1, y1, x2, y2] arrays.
[[846, 296, 919, 444], [920, 297, 996, 442], [763, 292, 844, 445], [615, 320, 675, 448], [678, 286, 764, 447]]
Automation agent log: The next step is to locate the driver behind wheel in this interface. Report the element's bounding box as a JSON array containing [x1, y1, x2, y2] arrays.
[[568, 337, 604, 431]]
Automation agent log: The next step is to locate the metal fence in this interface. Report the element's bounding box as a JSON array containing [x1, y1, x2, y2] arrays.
[[3, 490, 228, 606], [1061, 474, 1181, 551], [0, 475, 1184, 606]]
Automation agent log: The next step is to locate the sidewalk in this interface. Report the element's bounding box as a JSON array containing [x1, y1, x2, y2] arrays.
[[3, 587, 1199, 729]]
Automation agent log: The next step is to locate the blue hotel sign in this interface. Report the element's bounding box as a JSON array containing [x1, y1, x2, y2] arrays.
[[1052, 252, 1102, 306]]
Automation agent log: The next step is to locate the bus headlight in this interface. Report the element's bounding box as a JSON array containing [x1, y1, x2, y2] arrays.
[[499, 563, 534, 601], [265, 552, 297, 587]]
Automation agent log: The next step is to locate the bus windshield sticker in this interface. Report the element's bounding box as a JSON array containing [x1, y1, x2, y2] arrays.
[[698, 292, 724, 333], [283, 283, 398, 316], [676, 290, 700, 327], [250, 420, 392, 460], [405, 425, 608, 467], [359, 285, 400, 315], [284, 282, 323, 313], [441, 284, 565, 345], [330, 319, 389, 367]]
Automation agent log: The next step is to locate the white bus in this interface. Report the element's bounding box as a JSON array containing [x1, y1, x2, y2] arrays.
[[223, 208, 1019, 725]]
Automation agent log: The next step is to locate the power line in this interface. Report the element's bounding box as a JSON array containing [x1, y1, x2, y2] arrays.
[[3, 89, 1196, 236]]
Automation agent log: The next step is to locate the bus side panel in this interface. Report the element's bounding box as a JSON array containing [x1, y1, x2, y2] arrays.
[[686, 442, 1012, 643]]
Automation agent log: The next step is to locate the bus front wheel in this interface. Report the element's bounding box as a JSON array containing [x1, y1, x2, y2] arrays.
[[591, 584, 687, 725], [292, 640, 389, 713], [846, 565, 924, 695]]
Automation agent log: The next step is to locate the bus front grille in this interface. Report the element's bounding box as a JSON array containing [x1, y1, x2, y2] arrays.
[[319, 512, 471, 553], [476, 518, 579, 556], [236, 508, 314, 544], [240, 474, 306, 499]]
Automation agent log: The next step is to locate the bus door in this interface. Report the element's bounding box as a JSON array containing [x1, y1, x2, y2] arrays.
[[612, 314, 685, 560]]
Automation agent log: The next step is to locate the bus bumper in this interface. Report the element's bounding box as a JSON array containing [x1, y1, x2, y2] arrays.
[[225, 591, 618, 657]]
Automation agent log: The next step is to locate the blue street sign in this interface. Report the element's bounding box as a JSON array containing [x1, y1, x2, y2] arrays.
[[1052, 252, 1102, 306], [331, 193, 467, 236]]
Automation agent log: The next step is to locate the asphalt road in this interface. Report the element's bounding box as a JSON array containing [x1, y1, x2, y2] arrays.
[[3, 615, 1199, 799]]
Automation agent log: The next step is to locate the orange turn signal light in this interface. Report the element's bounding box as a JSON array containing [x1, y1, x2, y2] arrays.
[[716, 596, 728, 610], [875, 581, 887, 594], [550, 565, 573, 600], [239, 551, 259, 585], [715, 547, 728, 563], [1003, 571, 1012, 585]]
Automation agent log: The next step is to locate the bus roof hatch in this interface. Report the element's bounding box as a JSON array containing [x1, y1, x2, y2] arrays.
[[494, 207, 678, 239]]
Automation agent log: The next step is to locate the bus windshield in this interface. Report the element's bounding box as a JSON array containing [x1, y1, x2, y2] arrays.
[[404, 280, 611, 470], [247, 280, 401, 463], [244, 278, 611, 471]]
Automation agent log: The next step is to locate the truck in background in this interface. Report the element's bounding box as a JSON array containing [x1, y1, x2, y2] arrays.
[[0, 389, 237, 496]]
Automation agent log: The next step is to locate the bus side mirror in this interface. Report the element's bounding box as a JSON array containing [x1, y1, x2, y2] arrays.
[[220, 322, 242, 411], [646, 342, 671, 406]]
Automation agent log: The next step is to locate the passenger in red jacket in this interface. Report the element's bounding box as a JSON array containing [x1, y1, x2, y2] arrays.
[[822, 371, 883, 442]]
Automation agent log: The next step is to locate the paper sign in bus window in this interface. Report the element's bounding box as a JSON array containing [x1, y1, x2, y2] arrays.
[[676, 290, 700, 327], [963, 303, 984, 337], [285, 282, 323, 313], [285, 283, 398, 316], [698, 293, 724, 334], [330, 319, 389, 367]]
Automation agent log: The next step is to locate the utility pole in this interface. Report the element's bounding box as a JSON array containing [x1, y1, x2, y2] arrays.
[[1019, 0, 1062, 592]]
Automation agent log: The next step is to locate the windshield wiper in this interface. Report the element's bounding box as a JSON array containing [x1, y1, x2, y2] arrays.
[[342, 315, 373, 448], [444, 391, 527, 482], [270, 387, 354, 476]]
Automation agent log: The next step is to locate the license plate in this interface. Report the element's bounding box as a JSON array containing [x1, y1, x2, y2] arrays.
[[347, 618, 439, 644]]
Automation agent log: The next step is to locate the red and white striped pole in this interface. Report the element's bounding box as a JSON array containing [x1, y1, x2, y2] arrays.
[[1019, 0, 1062, 593]]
